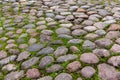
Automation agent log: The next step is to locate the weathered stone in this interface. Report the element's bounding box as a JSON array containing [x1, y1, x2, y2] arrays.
[[17, 51, 30, 61], [95, 38, 113, 48], [26, 68, 40, 79], [37, 47, 54, 56], [80, 66, 96, 78], [54, 46, 68, 57], [57, 54, 78, 62], [55, 73, 72, 80], [93, 49, 110, 57], [98, 63, 119, 80], [82, 40, 96, 50], [27, 44, 44, 52], [21, 57, 39, 69], [80, 53, 99, 64], [37, 76, 53, 80], [39, 56, 54, 69], [5, 71, 24, 80], [46, 64, 63, 73], [108, 56, 120, 67], [67, 61, 81, 72], [110, 44, 120, 53], [0, 55, 17, 66]]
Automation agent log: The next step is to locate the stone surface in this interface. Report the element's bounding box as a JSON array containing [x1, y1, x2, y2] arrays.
[[26, 68, 40, 79], [5, 71, 24, 80], [39, 56, 54, 69], [54, 46, 68, 57], [80, 66, 96, 78], [98, 63, 119, 80], [80, 53, 99, 64], [108, 56, 120, 67], [110, 44, 120, 53], [95, 38, 113, 48], [55, 73, 72, 80], [57, 54, 78, 62], [46, 64, 63, 73], [21, 57, 39, 69], [67, 61, 81, 72]]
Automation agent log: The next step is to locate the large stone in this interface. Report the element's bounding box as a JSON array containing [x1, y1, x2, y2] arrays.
[[5, 70, 24, 80], [82, 40, 96, 50], [80, 53, 99, 64], [98, 63, 119, 80], [39, 56, 54, 69], [26, 68, 40, 79], [95, 38, 113, 48], [80, 66, 96, 78], [110, 44, 120, 53], [105, 31, 120, 40], [21, 57, 39, 69], [46, 64, 63, 73], [17, 51, 30, 61], [57, 54, 78, 62], [67, 61, 81, 72], [108, 56, 120, 67], [93, 49, 110, 57], [55, 73, 72, 80], [0, 51, 7, 60], [72, 29, 87, 36], [0, 55, 17, 66], [37, 76, 53, 80], [27, 44, 44, 52], [54, 46, 68, 57], [37, 47, 54, 56], [108, 24, 120, 31], [56, 28, 70, 35]]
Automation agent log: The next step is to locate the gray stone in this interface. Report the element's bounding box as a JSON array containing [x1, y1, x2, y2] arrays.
[[95, 38, 113, 48], [55, 73, 72, 80], [21, 57, 39, 69], [67, 61, 81, 72], [80, 53, 99, 64], [39, 56, 54, 69], [27, 44, 44, 52], [0, 51, 7, 60], [108, 56, 120, 67], [110, 44, 120, 53], [37, 76, 53, 80], [24, 24, 35, 29], [56, 28, 70, 35], [105, 31, 120, 40], [72, 29, 87, 36], [57, 54, 78, 62], [17, 51, 30, 61], [37, 47, 54, 56], [98, 63, 119, 80], [68, 39, 83, 44], [82, 40, 96, 50], [2, 64, 17, 71], [5, 70, 24, 80], [94, 22, 107, 29], [93, 49, 110, 57], [95, 29, 106, 36], [0, 55, 17, 66], [46, 64, 63, 73], [81, 66, 96, 78], [54, 46, 68, 57]]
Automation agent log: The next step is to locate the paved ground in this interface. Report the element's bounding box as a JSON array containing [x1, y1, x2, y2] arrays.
[[1, 0, 120, 80]]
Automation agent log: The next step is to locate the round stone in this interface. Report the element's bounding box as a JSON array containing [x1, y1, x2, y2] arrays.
[[80, 53, 99, 64], [80, 66, 96, 78], [67, 61, 81, 72], [55, 73, 72, 80], [26, 68, 40, 79]]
